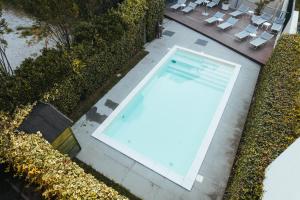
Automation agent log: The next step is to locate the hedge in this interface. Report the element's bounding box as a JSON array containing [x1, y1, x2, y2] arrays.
[[0, 105, 128, 200], [145, 0, 165, 41], [0, 49, 72, 112], [224, 35, 300, 200], [0, 0, 165, 115], [42, 0, 153, 115]]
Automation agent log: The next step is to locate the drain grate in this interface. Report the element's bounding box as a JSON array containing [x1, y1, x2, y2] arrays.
[[195, 39, 208, 46], [163, 30, 175, 37]]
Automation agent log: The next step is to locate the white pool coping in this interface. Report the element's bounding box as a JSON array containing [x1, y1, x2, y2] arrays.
[[92, 46, 241, 190]]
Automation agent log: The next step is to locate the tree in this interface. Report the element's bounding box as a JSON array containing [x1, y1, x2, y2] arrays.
[[8, 0, 80, 49], [0, 3, 12, 77], [255, 0, 274, 15], [75, 0, 123, 19]]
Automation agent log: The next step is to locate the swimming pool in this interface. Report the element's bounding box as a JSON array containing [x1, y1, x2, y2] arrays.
[[92, 46, 241, 190]]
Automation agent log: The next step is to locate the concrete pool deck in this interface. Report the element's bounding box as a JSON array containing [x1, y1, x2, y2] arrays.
[[72, 19, 261, 200]]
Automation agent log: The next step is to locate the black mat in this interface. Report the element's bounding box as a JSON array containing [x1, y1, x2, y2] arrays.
[[163, 30, 175, 37], [195, 38, 208, 46]]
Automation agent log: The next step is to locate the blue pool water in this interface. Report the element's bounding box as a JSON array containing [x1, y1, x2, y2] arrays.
[[98, 49, 235, 179]]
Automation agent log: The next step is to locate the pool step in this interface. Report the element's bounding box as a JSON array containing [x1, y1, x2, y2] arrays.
[[174, 51, 234, 73], [166, 68, 226, 92], [167, 64, 230, 87], [169, 60, 231, 82], [171, 55, 233, 79], [167, 65, 227, 91], [172, 53, 232, 74]]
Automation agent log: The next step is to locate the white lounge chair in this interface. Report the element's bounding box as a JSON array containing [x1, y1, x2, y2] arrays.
[[229, 4, 249, 17], [205, 11, 225, 24], [170, 0, 187, 10], [234, 24, 258, 40], [207, 0, 220, 8], [271, 17, 285, 32], [217, 17, 239, 30], [182, 2, 197, 13], [195, 0, 206, 5], [251, 13, 272, 26], [250, 31, 274, 48]]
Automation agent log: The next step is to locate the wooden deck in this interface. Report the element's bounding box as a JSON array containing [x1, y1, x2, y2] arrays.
[[165, 4, 276, 65]]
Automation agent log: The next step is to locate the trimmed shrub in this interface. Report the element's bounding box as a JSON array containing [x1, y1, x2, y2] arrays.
[[224, 35, 300, 200], [74, 0, 123, 19], [0, 49, 72, 112], [0, 105, 128, 200], [14, 49, 73, 97], [43, 0, 148, 115], [145, 0, 165, 41]]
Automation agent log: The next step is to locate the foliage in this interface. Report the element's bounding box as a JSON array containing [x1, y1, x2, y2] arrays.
[[74, 158, 142, 200], [0, 49, 73, 112], [224, 35, 300, 200], [254, 0, 274, 15], [75, 0, 123, 19], [43, 0, 149, 115], [69, 50, 148, 121], [0, 105, 128, 200], [5, 0, 80, 49], [145, 0, 165, 41], [16, 24, 49, 45], [73, 11, 127, 44], [43, 73, 86, 115]]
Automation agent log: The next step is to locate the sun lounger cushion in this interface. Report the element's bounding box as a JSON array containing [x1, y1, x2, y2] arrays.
[[229, 5, 249, 17], [171, 0, 187, 10], [205, 12, 224, 24], [207, 0, 220, 8], [271, 17, 285, 32], [250, 37, 267, 47], [252, 13, 272, 25], [235, 31, 250, 40], [182, 2, 197, 13], [271, 23, 282, 32], [234, 25, 257, 40], [218, 17, 238, 29], [250, 31, 274, 47], [195, 0, 205, 5]]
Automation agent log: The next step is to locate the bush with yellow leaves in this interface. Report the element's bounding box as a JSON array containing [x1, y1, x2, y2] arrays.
[[0, 105, 128, 200]]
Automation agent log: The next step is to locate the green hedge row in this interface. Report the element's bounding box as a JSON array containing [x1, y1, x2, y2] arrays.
[[224, 35, 300, 200], [145, 0, 165, 41], [43, 0, 149, 115], [0, 49, 72, 111], [0, 105, 128, 200]]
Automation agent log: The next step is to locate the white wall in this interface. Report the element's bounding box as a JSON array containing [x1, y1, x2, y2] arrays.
[[263, 138, 300, 200], [283, 10, 299, 33]]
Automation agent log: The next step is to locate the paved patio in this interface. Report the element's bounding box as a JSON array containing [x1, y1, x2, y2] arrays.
[[165, 0, 281, 65], [72, 19, 260, 200]]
